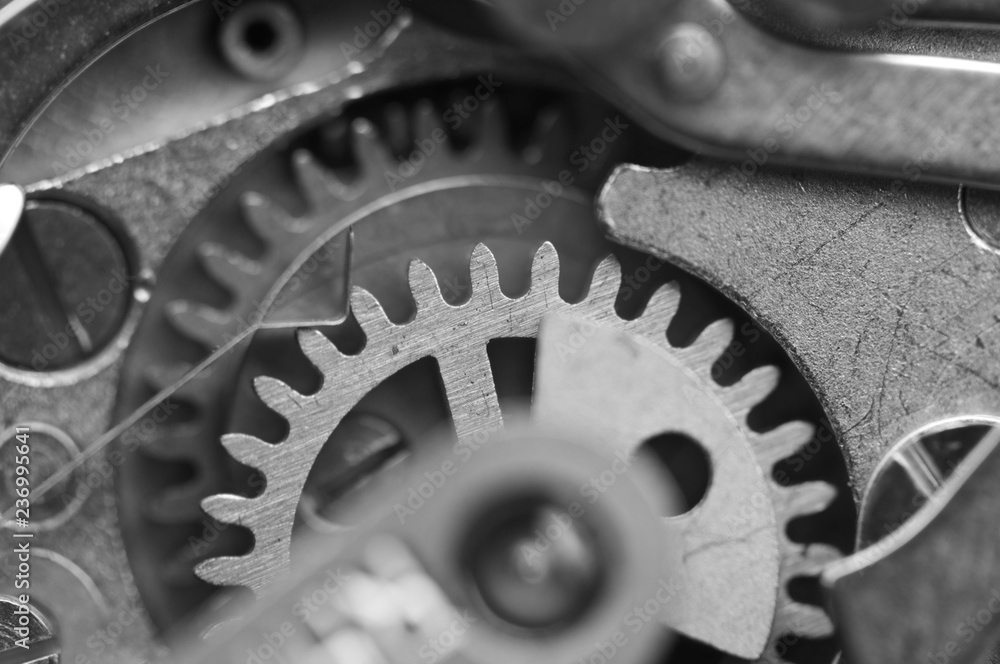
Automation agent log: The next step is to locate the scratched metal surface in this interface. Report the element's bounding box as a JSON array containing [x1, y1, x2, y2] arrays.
[[601, 159, 1000, 498]]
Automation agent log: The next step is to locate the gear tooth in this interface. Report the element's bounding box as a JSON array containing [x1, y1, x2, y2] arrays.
[[626, 282, 681, 339], [681, 318, 735, 367], [146, 478, 211, 524], [781, 542, 842, 580], [756, 420, 816, 470], [585, 254, 622, 306], [198, 243, 261, 292], [773, 601, 835, 639], [475, 98, 508, 153], [297, 329, 342, 370], [201, 494, 253, 526], [195, 554, 254, 589], [529, 242, 562, 299], [382, 102, 411, 154], [408, 258, 446, 313], [292, 149, 360, 205], [523, 106, 570, 165], [468, 243, 503, 302], [166, 301, 229, 349], [221, 433, 274, 468], [726, 365, 781, 419], [413, 99, 446, 144], [254, 376, 306, 423], [240, 191, 294, 244], [350, 287, 392, 334], [773, 480, 837, 524], [351, 118, 394, 179]]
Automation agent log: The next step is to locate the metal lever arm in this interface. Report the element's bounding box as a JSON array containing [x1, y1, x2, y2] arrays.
[[494, 0, 1000, 188]]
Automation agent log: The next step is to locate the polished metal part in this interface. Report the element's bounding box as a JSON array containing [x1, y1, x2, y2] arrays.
[[534, 312, 837, 660], [601, 159, 1000, 496], [0, 200, 132, 370], [196, 242, 836, 661], [822, 426, 1000, 664]]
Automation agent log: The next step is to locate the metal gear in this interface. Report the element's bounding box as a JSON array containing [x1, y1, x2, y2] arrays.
[[115, 89, 631, 628], [195, 242, 840, 663]]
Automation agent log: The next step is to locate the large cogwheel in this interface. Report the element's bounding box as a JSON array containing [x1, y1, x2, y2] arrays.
[[115, 92, 615, 626], [196, 242, 841, 663]]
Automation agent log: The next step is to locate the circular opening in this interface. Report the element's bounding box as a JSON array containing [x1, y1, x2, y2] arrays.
[[0, 200, 132, 372], [217, 3, 305, 81], [244, 19, 279, 54], [640, 432, 712, 515], [463, 496, 605, 631], [858, 416, 999, 548], [0, 423, 84, 530]]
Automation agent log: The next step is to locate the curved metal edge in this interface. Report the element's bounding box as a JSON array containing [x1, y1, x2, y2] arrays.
[[0, 0, 199, 168]]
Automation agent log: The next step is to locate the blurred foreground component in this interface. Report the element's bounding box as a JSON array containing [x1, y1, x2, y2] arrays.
[[167, 430, 677, 664], [822, 426, 1000, 664]]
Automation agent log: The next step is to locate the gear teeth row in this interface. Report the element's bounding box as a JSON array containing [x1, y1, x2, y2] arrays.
[[139, 362, 232, 524], [128, 95, 590, 605], [161, 97, 559, 356], [197, 239, 843, 664]]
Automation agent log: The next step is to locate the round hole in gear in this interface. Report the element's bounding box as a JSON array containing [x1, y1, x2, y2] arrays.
[[640, 432, 711, 516]]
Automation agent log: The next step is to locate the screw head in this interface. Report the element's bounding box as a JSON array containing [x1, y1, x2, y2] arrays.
[[657, 23, 726, 103], [0, 200, 132, 371]]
